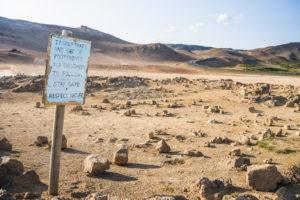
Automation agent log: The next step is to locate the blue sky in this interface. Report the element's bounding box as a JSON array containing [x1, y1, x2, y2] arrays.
[[1, 0, 299, 49]]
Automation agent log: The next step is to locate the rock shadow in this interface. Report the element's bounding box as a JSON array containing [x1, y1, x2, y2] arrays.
[[91, 171, 137, 182], [122, 163, 161, 169], [63, 148, 89, 155]]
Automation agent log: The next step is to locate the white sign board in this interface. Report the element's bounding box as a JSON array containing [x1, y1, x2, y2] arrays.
[[44, 34, 91, 105]]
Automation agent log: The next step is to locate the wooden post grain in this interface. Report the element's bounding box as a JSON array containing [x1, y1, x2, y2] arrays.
[[48, 30, 72, 195], [49, 105, 65, 195]]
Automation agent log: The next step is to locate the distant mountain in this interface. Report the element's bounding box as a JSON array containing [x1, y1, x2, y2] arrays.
[[245, 42, 300, 65], [195, 48, 260, 67], [0, 16, 190, 64], [166, 44, 212, 52], [0, 16, 299, 68]]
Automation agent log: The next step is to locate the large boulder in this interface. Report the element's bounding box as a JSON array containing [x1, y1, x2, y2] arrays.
[[0, 137, 12, 151], [84, 154, 110, 175], [246, 164, 283, 192], [0, 157, 24, 187], [112, 145, 128, 165], [195, 177, 231, 200], [156, 139, 171, 153]]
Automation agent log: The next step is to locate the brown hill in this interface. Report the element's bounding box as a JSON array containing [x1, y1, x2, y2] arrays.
[[195, 48, 260, 67], [180, 43, 300, 68], [0, 49, 35, 64], [0, 16, 190, 64], [245, 42, 300, 65]]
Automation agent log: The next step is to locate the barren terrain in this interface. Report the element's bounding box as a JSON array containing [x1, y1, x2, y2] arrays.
[[1, 72, 300, 199]]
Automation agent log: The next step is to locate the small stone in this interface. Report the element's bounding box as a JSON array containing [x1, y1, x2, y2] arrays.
[[34, 136, 48, 146], [276, 129, 283, 137], [286, 101, 295, 107], [248, 106, 255, 113], [235, 194, 258, 200], [120, 138, 129, 142], [148, 132, 155, 139], [283, 124, 291, 130], [84, 154, 110, 175], [204, 142, 211, 147], [228, 148, 241, 156], [123, 110, 131, 116], [126, 101, 131, 106], [151, 100, 157, 105], [71, 105, 83, 112], [250, 135, 257, 140], [85, 192, 108, 200], [0, 137, 12, 151], [265, 117, 274, 126], [210, 137, 223, 144], [208, 106, 220, 113], [238, 135, 251, 145], [275, 187, 296, 200], [102, 98, 110, 103], [82, 111, 91, 115], [47, 135, 67, 150], [183, 150, 202, 157], [70, 191, 89, 199], [263, 158, 272, 164], [112, 145, 128, 165], [156, 139, 171, 153], [258, 129, 274, 141], [208, 119, 219, 123], [225, 156, 250, 168], [130, 109, 136, 114], [202, 105, 209, 109], [24, 192, 41, 199], [108, 137, 118, 143], [35, 102, 41, 108]]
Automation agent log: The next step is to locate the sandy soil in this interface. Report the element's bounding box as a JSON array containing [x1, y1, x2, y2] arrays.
[[0, 71, 300, 199]]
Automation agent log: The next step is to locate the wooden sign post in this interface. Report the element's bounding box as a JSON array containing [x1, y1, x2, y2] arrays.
[[44, 30, 91, 195]]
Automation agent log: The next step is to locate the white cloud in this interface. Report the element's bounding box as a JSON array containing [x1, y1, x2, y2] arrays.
[[216, 13, 232, 24], [216, 13, 244, 25], [167, 26, 176, 32], [190, 22, 205, 32]]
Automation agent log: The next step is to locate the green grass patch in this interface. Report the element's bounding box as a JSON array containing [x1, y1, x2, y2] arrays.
[[241, 64, 289, 72], [258, 137, 300, 154], [281, 62, 300, 69]]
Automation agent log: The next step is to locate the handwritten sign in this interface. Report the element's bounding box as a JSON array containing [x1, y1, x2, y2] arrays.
[[44, 34, 91, 105]]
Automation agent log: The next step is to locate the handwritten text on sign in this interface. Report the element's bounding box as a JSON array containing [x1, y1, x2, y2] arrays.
[[45, 35, 91, 105]]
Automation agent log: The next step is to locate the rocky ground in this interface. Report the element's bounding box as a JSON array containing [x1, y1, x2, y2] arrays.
[[0, 74, 300, 200]]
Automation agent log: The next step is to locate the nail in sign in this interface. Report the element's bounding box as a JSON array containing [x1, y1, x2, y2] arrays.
[[44, 34, 91, 105]]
